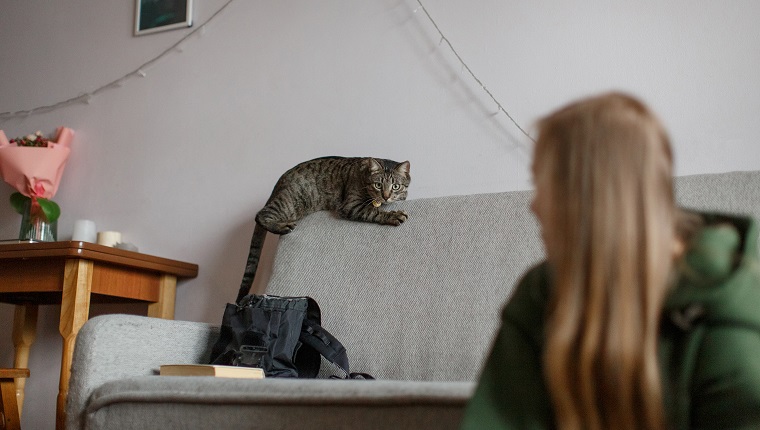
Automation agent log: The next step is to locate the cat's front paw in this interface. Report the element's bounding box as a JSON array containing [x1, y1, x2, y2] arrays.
[[271, 222, 296, 235], [383, 210, 408, 226]]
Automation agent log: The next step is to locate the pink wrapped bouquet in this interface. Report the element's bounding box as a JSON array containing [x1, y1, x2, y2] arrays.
[[0, 127, 74, 225]]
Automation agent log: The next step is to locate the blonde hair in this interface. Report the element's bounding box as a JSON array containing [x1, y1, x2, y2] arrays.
[[535, 93, 676, 430]]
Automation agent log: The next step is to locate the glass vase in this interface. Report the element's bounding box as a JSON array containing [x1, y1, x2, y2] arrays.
[[18, 199, 57, 242]]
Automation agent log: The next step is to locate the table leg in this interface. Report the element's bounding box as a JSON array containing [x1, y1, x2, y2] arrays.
[[146, 274, 177, 319], [56, 259, 93, 430], [1, 376, 21, 430], [11, 304, 37, 418], [1, 369, 29, 430]]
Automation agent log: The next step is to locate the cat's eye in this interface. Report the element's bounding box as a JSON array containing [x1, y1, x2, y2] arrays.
[[392, 184, 401, 191], [373, 183, 382, 190]]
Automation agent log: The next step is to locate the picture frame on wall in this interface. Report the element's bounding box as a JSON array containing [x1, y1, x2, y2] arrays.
[[134, 0, 193, 36]]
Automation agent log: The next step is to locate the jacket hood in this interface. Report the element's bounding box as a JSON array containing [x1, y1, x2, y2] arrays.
[[663, 212, 760, 328]]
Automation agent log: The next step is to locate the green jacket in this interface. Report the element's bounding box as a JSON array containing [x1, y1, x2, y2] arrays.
[[460, 213, 760, 429]]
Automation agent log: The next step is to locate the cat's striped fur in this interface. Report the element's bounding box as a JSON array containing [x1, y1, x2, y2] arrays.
[[236, 156, 411, 302]]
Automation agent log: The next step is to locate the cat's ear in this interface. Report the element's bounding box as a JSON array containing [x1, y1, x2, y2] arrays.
[[395, 161, 410, 177], [366, 158, 385, 174]]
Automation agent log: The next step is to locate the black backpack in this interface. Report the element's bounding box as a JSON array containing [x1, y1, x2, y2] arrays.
[[208, 294, 371, 379]]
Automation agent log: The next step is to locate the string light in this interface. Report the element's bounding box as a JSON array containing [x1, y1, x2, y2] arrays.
[[1, 0, 534, 144], [413, 0, 535, 142], [0, 0, 236, 123]]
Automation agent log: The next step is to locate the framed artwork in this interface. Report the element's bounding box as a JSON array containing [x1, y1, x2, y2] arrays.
[[135, 0, 193, 36]]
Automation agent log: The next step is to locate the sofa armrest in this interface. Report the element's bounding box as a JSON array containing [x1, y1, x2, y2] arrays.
[[67, 314, 218, 430]]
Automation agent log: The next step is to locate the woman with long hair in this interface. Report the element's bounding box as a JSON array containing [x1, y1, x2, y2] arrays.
[[460, 92, 760, 429]]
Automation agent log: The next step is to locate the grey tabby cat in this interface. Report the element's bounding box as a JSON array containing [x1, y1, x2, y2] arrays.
[[236, 156, 411, 302]]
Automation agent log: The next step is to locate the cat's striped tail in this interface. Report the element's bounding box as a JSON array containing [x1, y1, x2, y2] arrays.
[[235, 223, 268, 303]]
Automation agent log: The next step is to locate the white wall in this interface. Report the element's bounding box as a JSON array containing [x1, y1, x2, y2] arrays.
[[1, 1, 758, 427]]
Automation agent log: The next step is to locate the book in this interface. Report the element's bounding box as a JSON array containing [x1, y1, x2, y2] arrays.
[[159, 364, 265, 379]]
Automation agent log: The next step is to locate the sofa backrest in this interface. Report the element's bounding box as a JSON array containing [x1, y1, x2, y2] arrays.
[[265, 170, 760, 382]]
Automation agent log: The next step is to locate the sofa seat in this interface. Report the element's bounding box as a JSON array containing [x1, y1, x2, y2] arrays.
[[85, 376, 472, 430]]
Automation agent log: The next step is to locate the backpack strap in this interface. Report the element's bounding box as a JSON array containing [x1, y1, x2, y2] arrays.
[[298, 297, 374, 379], [299, 317, 351, 377]]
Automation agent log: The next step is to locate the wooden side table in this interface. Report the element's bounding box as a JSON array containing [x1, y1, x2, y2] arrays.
[[0, 241, 198, 430]]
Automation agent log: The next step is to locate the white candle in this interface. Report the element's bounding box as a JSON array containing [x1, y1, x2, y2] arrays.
[[97, 231, 122, 247]]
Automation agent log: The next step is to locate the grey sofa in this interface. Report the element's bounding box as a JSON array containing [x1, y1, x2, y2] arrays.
[[66, 170, 760, 430]]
